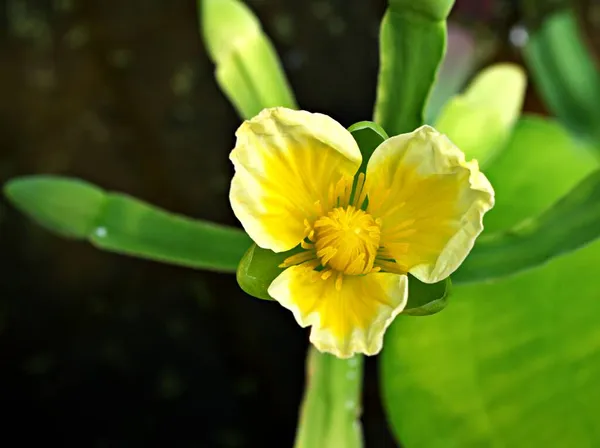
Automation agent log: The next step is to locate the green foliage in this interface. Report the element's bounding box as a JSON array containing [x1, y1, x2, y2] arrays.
[[294, 347, 364, 448], [346, 121, 389, 174], [388, 0, 454, 21], [382, 237, 600, 447], [373, 1, 453, 136], [4, 175, 105, 239], [523, 9, 600, 142], [435, 63, 526, 165], [403, 277, 450, 316], [483, 117, 598, 233], [5, 176, 252, 272], [455, 168, 600, 283], [236, 244, 293, 301], [200, 0, 297, 120]]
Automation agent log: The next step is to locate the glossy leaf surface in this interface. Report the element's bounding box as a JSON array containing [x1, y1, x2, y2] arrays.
[[455, 168, 600, 283], [5, 176, 251, 272], [374, 1, 453, 135], [435, 63, 526, 165]]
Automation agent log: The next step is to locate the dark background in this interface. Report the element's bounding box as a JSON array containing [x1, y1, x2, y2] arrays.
[[0, 0, 598, 446]]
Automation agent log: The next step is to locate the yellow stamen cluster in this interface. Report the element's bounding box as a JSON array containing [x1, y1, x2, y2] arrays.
[[314, 206, 380, 275], [280, 172, 406, 289]]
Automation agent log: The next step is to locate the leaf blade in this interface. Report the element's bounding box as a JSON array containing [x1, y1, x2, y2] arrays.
[[454, 169, 600, 283], [381, 238, 600, 447], [200, 0, 297, 120], [5, 176, 251, 272], [374, 2, 453, 135], [522, 9, 600, 143], [434, 63, 526, 165]]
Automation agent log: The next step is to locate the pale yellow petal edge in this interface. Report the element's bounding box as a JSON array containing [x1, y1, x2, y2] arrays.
[[268, 269, 409, 358], [408, 126, 495, 283]]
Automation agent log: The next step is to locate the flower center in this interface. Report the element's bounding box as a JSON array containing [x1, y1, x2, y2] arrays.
[[313, 206, 381, 275]]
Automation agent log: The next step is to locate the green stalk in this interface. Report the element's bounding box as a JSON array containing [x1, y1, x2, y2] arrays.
[[294, 347, 364, 448]]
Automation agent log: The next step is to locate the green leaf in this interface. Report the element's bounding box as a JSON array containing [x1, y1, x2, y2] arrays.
[[5, 176, 252, 272], [434, 63, 526, 165], [482, 116, 598, 233], [347, 121, 388, 173], [450, 116, 598, 283], [294, 347, 363, 448], [373, 1, 453, 135], [381, 237, 600, 448], [523, 9, 600, 142], [388, 0, 454, 21], [236, 244, 298, 300], [4, 176, 105, 239], [403, 276, 450, 316], [200, 0, 297, 120], [455, 169, 600, 283]]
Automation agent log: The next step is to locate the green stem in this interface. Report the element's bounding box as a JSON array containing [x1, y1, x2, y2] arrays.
[[294, 346, 364, 448]]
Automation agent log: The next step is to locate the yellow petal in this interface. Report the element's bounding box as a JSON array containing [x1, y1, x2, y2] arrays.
[[268, 266, 408, 358], [366, 125, 494, 283], [230, 107, 362, 252]]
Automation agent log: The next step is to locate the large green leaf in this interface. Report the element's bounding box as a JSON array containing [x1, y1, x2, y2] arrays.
[[381, 115, 600, 447], [294, 348, 364, 448], [200, 0, 297, 120], [435, 63, 526, 165], [374, 0, 454, 136], [454, 168, 600, 284], [5, 176, 252, 272], [450, 116, 598, 283], [523, 9, 600, 142], [382, 237, 600, 447], [482, 116, 598, 233]]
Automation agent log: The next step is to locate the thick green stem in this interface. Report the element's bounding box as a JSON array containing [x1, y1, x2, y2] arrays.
[[294, 346, 364, 448]]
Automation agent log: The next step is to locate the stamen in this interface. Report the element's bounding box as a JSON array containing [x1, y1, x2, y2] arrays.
[[313, 206, 381, 275], [317, 246, 338, 266], [301, 240, 314, 250], [346, 253, 366, 275], [335, 272, 343, 291], [320, 268, 333, 280], [374, 259, 406, 274], [377, 248, 395, 259], [279, 250, 317, 268]]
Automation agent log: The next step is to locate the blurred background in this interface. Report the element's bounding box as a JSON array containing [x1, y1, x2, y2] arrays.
[[0, 0, 599, 446]]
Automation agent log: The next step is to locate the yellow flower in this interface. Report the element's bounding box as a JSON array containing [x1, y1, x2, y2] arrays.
[[230, 107, 494, 358]]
